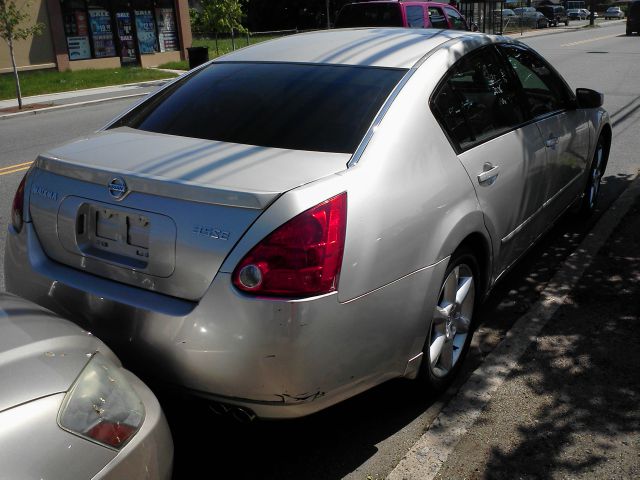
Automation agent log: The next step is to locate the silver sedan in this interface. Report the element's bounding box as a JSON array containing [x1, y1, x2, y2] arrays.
[[0, 293, 173, 478], [4, 29, 610, 419]]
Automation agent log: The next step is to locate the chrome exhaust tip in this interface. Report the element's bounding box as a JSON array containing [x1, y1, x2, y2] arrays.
[[230, 407, 257, 423], [208, 402, 230, 416]]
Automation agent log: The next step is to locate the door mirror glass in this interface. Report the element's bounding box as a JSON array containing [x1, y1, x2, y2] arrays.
[[575, 88, 604, 108]]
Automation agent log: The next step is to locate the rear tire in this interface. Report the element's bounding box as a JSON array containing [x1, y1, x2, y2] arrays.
[[419, 248, 479, 392]]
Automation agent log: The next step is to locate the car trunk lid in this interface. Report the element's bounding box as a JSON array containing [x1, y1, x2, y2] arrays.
[[28, 128, 350, 301]]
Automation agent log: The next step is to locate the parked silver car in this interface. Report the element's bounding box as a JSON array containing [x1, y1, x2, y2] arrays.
[[605, 6, 625, 19], [5, 29, 611, 420], [0, 293, 173, 478]]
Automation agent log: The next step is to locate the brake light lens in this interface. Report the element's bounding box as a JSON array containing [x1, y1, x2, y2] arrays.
[[233, 192, 347, 297], [10, 173, 28, 233]]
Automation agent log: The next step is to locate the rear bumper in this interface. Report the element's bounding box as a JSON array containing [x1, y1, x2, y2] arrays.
[[5, 223, 447, 419]]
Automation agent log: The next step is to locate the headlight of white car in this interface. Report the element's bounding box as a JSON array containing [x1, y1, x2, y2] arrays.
[[58, 352, 145, 450]]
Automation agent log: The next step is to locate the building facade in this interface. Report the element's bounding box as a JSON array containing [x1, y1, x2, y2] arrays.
[[1, 0, 192, 73]]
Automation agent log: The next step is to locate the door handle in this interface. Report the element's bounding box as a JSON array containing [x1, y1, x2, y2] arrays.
[[545, 136, 559, 148], [477, 163, 500, 185]]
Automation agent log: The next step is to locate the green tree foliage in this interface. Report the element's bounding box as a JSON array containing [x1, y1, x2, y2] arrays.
[[0, 0, 44, 108], [192, 0, 247, 35]]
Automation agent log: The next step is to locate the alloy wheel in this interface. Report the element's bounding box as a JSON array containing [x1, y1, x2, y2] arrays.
[[588, 140, 605, 210], [430, 264, 475, 378]]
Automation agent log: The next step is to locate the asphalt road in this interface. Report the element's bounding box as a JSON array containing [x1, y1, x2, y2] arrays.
[[0, 23, 638, 479]]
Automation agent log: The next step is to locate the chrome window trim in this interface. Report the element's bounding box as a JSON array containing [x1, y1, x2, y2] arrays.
[[348, 36, 465, 168]]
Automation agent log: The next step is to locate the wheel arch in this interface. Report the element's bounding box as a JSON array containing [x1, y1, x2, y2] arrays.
[[454, 232, 492, 301], [594, 121, 612, 173]]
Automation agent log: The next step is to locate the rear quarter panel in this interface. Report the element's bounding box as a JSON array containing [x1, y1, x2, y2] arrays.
[[336, 39, 491, 303]]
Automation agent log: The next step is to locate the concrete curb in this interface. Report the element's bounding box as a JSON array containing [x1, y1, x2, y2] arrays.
[[0, 92, 148, 120], [388, 172, 640, 480]]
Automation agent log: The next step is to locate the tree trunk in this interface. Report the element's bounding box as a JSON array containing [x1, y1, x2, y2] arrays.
[[590, 0, 596, 26], [8, 36, 23, 109]]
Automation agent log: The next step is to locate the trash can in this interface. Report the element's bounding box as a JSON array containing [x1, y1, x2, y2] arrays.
[[187, 46, 209, 70]]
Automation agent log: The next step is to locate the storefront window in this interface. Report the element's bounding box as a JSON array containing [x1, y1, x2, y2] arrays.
[[155, 0, 178, 52], [62, 0, 92, 60], [60, 0, 179, 61], [87, 1, 117, 57], [134, 1, 159, 54]]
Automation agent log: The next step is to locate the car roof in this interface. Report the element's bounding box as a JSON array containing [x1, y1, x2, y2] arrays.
[[214, 28, 478, 69]]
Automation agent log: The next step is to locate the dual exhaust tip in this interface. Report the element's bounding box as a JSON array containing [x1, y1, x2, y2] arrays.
[[208, 402, 257, 423]]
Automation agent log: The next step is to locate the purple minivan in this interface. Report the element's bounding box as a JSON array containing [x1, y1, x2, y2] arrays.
[[335, 0, 469, 31]]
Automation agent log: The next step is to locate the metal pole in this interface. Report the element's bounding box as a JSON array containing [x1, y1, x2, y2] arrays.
[[326, 0, 331, 29]]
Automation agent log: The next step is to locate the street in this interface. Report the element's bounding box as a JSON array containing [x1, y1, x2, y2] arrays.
[[0, 24, 638, 479]]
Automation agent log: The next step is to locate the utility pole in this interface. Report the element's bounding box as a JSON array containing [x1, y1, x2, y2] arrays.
[[326, 0, 331, 29], [590, 0, 596, 26]]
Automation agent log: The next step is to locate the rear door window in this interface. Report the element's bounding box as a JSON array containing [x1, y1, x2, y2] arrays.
[[114, 62, 406, 154], [405, 5, 426, 27], [428, 6, 449, 28], [431, 46, 527, 151]]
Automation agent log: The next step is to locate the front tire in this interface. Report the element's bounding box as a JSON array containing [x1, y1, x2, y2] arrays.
[[579, 133, 608, 217], [419, 248, 479, 391]]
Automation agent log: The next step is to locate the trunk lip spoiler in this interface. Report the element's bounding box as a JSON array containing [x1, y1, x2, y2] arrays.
[[34, 155, 279, 210]]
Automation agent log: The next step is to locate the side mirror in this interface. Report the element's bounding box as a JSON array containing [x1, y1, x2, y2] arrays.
[[575, 88, 604, 108]]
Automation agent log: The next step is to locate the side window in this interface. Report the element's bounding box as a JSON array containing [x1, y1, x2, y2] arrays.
[[405, 5, 425, 27], [499, 44, 570, 118], [428, 6, 449, 28], [444, 6, 467, 30], [431, 46, 527, 151]]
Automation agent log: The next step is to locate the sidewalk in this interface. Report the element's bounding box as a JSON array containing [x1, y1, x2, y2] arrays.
[[0, 72, 183, 119], [390, 175, 640, 479]]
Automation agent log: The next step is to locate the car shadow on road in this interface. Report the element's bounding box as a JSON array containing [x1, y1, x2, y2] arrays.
[[473, 191, 640, 479]]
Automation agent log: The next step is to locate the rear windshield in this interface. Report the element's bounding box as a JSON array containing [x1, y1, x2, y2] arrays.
[[113, 62, 406, 154], [335, 4, 403, 28]]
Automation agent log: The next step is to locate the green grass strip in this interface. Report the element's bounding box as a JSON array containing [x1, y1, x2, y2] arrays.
[[0, 67, 177, 100]]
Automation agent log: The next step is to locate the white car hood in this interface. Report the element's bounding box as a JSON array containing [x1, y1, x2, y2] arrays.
[[0, 293, 110, 413]]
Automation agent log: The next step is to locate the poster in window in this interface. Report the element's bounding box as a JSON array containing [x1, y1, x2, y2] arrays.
[[67, 36, 91, 60], [89, 9, 116, 57], [75, 11, 89, 36], [155, 8, 178, 52], [135, 10, 158, 54], [116, 12, 137, 63]]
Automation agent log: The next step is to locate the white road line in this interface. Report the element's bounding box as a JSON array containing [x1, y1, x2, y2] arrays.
[[561, 33, 619, 47], [388, 173, 640, 480]]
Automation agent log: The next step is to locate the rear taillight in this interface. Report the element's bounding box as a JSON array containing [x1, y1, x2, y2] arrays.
[[232, 192, 347, 297], [10, 173, 28, 233]]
